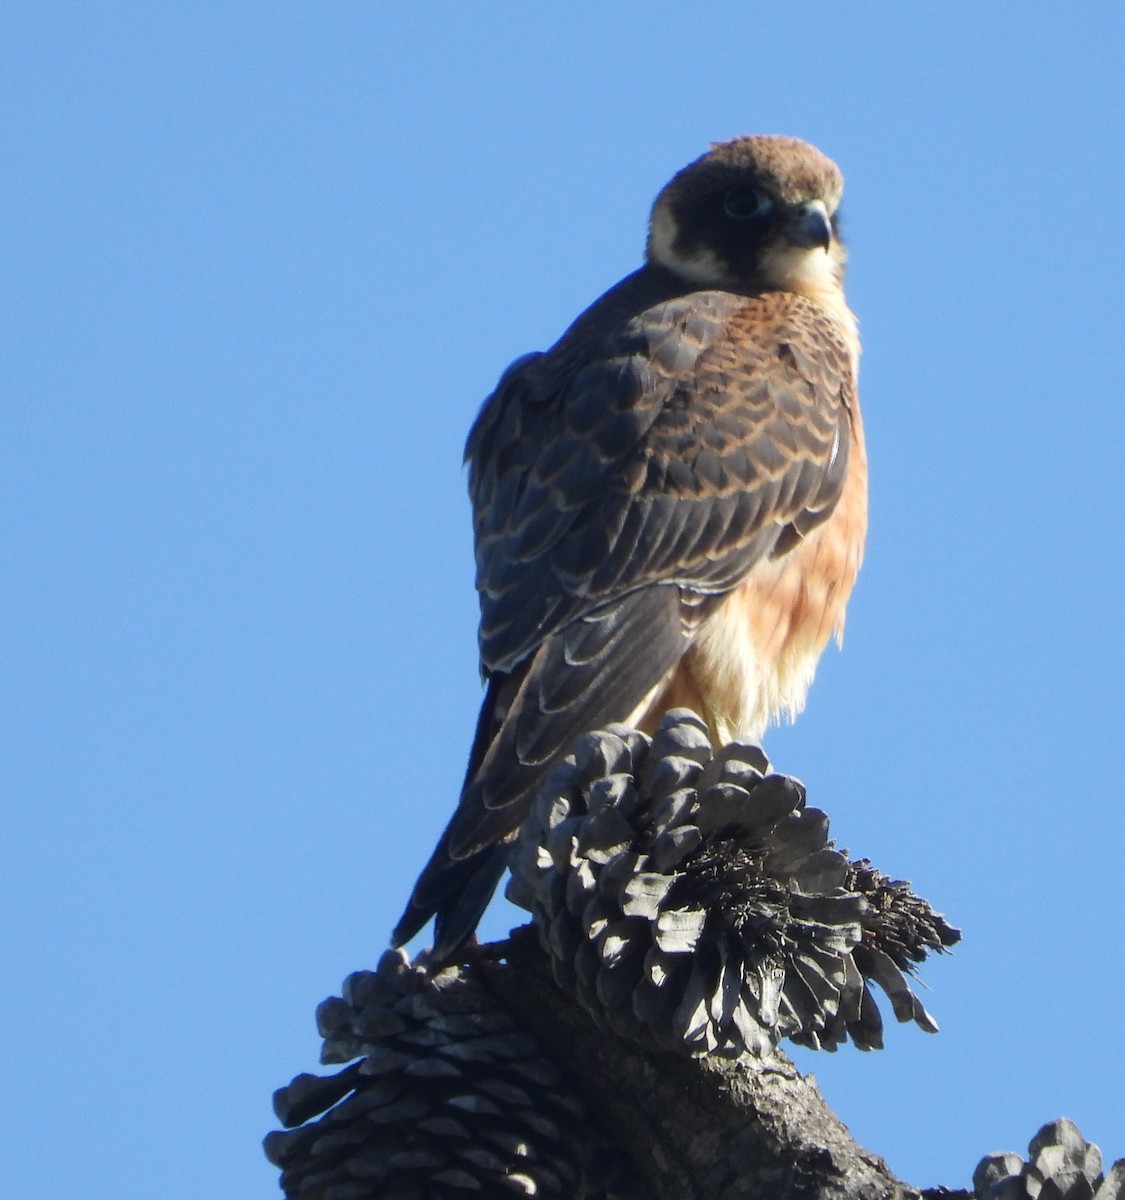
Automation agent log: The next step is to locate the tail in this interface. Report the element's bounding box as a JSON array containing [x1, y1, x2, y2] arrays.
[[391, 672, 514, 962], [391, 586, 692, 963], [391, 837, 510, 961], [389, 678, 546, 963]]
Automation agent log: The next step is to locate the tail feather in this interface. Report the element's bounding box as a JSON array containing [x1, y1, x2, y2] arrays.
[[391, 586, 691, 963], [391, 841, 508, 957]]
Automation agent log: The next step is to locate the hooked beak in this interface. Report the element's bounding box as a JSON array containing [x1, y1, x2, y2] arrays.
[[785, 199, 832, 251]]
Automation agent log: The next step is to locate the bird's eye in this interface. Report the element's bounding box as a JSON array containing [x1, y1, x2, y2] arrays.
[[722, 187, 772, 220]]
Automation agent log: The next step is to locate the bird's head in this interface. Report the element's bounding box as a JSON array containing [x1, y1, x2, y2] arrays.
[[647, 135, 847, 298]]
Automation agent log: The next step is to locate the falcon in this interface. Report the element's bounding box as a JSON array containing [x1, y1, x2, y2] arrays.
[[393, 135, 867, 961]]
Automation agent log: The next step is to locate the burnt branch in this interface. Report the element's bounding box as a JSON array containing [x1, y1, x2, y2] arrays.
[[263, 713, 1118, 1198]]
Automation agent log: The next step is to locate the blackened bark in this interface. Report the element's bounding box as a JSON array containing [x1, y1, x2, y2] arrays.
[[478, 935, 952, 1200]]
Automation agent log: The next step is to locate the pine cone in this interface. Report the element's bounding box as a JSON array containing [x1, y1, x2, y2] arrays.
[[974, 1119, 1123, 1200], [264, 949, 637, 1199], [506, 708, 958, 1056], [844, 860, 961, 1037]]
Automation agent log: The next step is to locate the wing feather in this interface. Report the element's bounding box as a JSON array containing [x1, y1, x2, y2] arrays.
[[460, 586, 690, 842], [470, 284, 855, 679]]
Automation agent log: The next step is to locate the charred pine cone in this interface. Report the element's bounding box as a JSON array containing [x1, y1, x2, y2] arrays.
[[844, 859, 960, 1030], [506, 708, 959, 1057], [264, 949, 636, 1199], [974, 1119, 1124, 1200]]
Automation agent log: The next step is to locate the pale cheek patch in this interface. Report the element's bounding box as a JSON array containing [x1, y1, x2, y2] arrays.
[[647, 204, 734, 288]]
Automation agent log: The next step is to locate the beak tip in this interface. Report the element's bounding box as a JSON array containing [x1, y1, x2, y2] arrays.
[[788, 201, 832, 251]]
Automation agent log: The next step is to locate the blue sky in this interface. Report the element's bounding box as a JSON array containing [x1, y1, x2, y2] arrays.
[[4, 5, 1124, 1196]]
